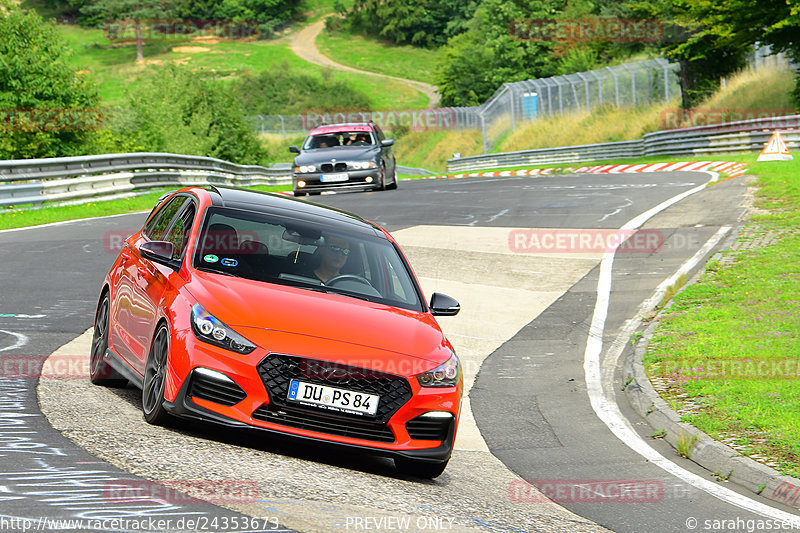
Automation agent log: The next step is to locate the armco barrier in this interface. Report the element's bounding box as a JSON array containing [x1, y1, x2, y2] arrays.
[[448, 114, 800, 172], [0, 153, 291, 208]]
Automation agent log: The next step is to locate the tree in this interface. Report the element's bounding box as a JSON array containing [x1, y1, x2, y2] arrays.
[[81, 0, 177, 62], [339, 0, 478, 48], [435, 0, 561, 106], [629, 0, 800, 108], [0, 4, 99, 159]]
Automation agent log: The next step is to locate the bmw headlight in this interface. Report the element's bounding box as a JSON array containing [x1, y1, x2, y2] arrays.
[[294, 165, 316, 173], [191, 304, 256, 354], [417, 352, 460, 387], [349, 161, 376, 170]]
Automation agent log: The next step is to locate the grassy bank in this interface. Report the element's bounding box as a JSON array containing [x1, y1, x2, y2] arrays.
[[316, 28, 439, 83], [644, 156, 800, 476], [0, 185, 290, 231], [54, 25, 427, 110]]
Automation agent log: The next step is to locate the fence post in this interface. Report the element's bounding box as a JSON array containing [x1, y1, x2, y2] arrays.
[[623, 63, 636, 107], [481, 113, 488, 154], [576, 72, 590, 111], [606, 67, 620, 109], [508, 85, 516, 132]]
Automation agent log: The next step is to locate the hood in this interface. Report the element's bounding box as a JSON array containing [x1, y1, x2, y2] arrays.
[[294, 146, 380, 165], [184, 271, 448, 364]]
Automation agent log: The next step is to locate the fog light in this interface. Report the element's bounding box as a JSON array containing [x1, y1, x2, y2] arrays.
[[365, 176, 373, 183], [297, 181, 306, 188]]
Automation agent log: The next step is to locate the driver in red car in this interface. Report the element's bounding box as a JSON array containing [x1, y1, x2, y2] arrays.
[[313, 235, 351, 283]]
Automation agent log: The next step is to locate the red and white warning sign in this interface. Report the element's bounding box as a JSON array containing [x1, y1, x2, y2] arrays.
[[757, 131, 793, 161]]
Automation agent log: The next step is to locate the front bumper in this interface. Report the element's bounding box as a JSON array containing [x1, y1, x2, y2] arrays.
[[293, 169, 381, 193], [162, 339, 460, 464]]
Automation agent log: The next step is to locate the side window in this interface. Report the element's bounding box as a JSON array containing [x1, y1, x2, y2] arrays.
[[373, 125, 385, 141], [164, 203, 196, 260], [144, 197, 187, 241]]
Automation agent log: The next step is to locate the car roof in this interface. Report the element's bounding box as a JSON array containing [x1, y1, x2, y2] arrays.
[[202, 186, 385, 238], [309, 123, 373, 135]]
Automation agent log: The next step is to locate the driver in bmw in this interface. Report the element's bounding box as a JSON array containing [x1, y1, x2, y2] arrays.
[[312, 235, 351, 283]]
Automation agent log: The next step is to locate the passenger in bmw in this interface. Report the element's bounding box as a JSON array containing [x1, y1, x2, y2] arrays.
[[311, 235, 351, 283]]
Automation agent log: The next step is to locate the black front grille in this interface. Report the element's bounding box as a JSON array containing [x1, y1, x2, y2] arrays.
[[320, 163, 348, 172], [252, 405, 395, 442], [406, 415, 452, 441], [256, 354, 413, 425], [188, 371, 247, 407]]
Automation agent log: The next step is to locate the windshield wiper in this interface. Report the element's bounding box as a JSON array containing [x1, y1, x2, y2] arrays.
[[198, 267, 236, 278]]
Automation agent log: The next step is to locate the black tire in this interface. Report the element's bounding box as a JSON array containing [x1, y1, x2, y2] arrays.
[[386, 166, 398, 190], [394, 458, 449, 479], [378, 165, 387, 191], [293, 190, 307, 197], [142, 324, 171, 425], [89, 294, 127, 387]]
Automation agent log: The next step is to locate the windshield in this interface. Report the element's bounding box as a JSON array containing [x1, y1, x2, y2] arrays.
[[192, 207, 423, 311], [303, 131, 376, 150]]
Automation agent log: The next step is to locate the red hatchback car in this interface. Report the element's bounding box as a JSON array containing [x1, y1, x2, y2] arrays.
[[90, 186, 462, 477]]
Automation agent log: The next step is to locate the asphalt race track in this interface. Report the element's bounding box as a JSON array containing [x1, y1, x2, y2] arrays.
[[1, 172, 799, 532]]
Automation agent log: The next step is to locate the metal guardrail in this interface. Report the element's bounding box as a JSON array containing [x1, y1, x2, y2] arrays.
[[0, 153, 291, 208], [448, 115, 800, 172]]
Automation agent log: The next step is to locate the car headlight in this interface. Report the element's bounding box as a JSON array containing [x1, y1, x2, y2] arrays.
[[349, 161, 376, 170], [191, 304, 256, 354], [295, 165, 316, 173], [417, 352, 460, 387]]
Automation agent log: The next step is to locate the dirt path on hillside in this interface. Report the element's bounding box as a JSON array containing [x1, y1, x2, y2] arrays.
[[289, 18, 440, 108]]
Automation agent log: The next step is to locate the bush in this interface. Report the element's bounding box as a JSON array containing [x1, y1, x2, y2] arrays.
[[0, 4, 99, 159], [233, 65, 372, 114], [116, 64, 267, 164]]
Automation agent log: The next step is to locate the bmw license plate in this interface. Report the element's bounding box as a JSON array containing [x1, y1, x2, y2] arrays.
[[287, 380, 379, 416], [320, 173, 348, 183]]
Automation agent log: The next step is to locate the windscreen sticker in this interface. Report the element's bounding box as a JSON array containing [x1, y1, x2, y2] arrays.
[[221, 258, 238, 267], [204, 254, 219, 263]]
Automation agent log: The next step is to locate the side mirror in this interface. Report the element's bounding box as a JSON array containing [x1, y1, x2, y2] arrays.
[[289, 145, 300, 154], [381, 139, 394, 147], [139, 241, 178, 269], [429, 292, 460, 316]]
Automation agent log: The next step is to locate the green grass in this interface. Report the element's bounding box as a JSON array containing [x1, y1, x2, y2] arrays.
[[54, 24, 428, 110], [0, 185, 290, 231], [643, 156, 800, 477], [316, 28, 439, 83]]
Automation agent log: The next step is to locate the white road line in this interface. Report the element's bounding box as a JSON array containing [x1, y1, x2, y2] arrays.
[[583, 172, 800, 524], [0, 330, 28, 352], [602, 225, 732, 385]]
